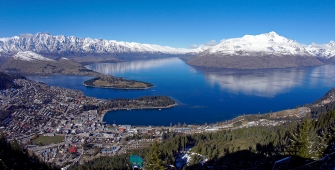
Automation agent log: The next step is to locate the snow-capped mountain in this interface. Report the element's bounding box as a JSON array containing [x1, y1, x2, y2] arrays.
[[306, 41, 335, 59], [201, 31, 314, 56], [13, 51, 55, 62], [1, 31, 334, 67], [0, 33, 191, 57], [186, 32, 329, 69]]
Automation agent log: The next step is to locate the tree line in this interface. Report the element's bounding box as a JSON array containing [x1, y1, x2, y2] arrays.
[[0, 72, 25, 90], [0, 134, 57, 170], [82, 96, 176, 115]]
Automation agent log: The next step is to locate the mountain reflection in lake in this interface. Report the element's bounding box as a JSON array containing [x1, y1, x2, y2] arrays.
[[86, 57, 181, 75], [196, 67, 307, 97], [29, 58, 335, 125]]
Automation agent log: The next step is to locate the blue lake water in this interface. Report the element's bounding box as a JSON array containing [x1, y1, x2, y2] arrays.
[[27, 57, 335, 126]]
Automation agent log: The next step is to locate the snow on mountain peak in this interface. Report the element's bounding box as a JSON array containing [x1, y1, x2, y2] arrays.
[[207, 32, 308, 56], [264, 31, 279, 38], [0, 33, 192, 56], [305, 40, 335, 59], [13, 51, 55, 62]]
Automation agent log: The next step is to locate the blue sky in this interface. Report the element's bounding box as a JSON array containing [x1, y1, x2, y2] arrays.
[[0, 0, 334, 48]]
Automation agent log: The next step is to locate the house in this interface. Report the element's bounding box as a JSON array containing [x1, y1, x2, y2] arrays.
[[68, 146, 77, 153]]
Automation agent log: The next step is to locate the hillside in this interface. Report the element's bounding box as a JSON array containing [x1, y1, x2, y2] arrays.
[[0, 51, 100, 76], [187, 54, 323, 69], [0, 72, 25, 90], [0, 135, 57, 170]]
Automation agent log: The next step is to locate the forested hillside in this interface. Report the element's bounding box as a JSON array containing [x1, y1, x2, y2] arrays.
[[0, 134, 58, 170], [0, 72, 25, 90]]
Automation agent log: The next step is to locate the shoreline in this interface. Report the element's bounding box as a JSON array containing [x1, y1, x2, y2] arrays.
[[100, 103, 178, 123], [83, 83, 154, 90]]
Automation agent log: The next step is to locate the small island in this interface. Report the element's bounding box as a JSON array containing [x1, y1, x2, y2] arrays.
[[83, 76, 154, 89]]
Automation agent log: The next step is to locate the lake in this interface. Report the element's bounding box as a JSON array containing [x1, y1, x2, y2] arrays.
[[27, 57, 335, 126]]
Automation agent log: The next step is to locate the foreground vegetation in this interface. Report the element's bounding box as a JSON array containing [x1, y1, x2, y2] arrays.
[[0, 134, 57, 170], [0, 72, 25, 90]]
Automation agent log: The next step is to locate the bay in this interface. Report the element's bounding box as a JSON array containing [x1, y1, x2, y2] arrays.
[[27, 57, 335, 126]]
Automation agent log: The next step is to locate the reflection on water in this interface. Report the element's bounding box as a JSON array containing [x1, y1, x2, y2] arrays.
[[197, 67, 305, 97], [86, 57, 180, 75], [309, 65, 335, 86], [195, 65, 335, 97]]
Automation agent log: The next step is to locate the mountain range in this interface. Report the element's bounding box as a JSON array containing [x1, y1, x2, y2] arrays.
[[0, 32, 334, 69], [0, 33, 192, 65], [186, 32, 335, 69], [0, 33, 191, 57], [192, 32, 335, 58]]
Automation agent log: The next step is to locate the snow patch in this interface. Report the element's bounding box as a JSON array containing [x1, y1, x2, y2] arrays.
[[13, 51, 55, 62]]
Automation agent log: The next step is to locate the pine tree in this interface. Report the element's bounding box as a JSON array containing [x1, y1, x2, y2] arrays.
[[189, 153, 202, 166], [145, 141, 165, 170], [289, 115, 324, 159]]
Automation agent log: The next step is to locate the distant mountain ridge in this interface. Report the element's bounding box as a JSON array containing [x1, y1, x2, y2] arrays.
[[0, 33, 191, 58], [188, 32, 335, 58], [186, 32, 335, 69], [1, 32, 335, 69]]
